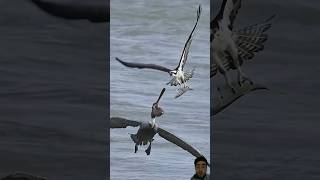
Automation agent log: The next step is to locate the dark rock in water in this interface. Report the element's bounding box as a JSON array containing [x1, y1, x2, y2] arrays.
[[212, 81, 268, 115], [0, 173, 45, 180]]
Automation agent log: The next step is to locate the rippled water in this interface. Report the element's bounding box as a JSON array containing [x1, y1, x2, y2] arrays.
[[0, 1, 107, 179], [110, 0, 210, 179]]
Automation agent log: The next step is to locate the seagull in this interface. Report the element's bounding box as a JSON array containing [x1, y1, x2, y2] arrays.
[[115, 5, 201, 90], [110, 88, 203, 157], [30, 0, 109, 22], [211, 0, 275, 92]]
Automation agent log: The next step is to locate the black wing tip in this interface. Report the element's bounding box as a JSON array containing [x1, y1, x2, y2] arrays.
[[197, 4, 202, 19], [115, 57, 125, 63]]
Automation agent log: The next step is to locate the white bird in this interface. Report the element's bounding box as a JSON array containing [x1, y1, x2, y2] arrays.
[[115, 5, 202, 91], [211, 0, 275, 93]]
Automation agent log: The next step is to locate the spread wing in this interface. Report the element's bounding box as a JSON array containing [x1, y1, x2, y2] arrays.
[[222, 0, 242, 30], [116, 57, 171, 74], [211, 0, 241, 41], [233, 15, 275, 61], [110, 117, 141, 128], [30, 0, 109, 22], [157, 127, 203, 158], [210, 15, 275, 77], [176, 5, 201, 71]]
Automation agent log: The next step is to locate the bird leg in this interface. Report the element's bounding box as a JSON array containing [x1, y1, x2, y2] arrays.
[[145, 140, 153, 155], [236, 67, 253, 86], [134, 144, 138, 153], [222, 73, 235, 94]]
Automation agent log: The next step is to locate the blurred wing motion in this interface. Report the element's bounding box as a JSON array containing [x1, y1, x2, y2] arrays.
[[176, 5, 201, 71], [110, 117, 141, 128], [157, 127, 203, 158], [115, 57, 171, 74], [30, 0, 109, 22]]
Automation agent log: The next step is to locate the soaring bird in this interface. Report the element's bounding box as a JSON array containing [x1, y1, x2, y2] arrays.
[[110, 88, 203, 157], [211, 0, 275, 92], [115, 5, 201, 91]]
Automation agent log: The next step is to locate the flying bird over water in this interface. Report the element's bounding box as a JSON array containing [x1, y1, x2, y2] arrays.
[[110, 88, 203, 157], [211, 0, 274, 93], [115, 5, 201, 91], [110, 117, 204, 157]]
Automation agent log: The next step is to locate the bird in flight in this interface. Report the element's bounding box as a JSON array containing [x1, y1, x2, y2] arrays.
[[115, 5, 201, 92], [110, 88, 204, 157], [211, 0, 275, 93]]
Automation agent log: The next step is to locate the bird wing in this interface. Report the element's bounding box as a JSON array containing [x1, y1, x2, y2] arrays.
[[176, 5, 201, 71], [233, 14, 275, 61], [210, 14, 275, 77], [30, 0, 109, 22], [222, 0, 242, 30], [110, 117, 141, 128], [115, 57, 171, 74], [157, 127, 203, 158]]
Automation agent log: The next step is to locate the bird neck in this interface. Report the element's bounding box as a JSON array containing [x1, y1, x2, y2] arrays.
[[149, 118, 156, 128]]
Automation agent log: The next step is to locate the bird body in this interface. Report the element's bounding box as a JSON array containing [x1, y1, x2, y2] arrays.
[[211, 0, 274, 92], [111, 117, 203, 157], [115, 5, 201, 94]]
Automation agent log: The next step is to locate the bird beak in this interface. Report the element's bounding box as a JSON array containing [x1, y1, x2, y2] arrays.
[[156, 88, 166, 104]]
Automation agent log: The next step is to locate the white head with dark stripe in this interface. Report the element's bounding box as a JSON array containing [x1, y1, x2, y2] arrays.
[[169, 70, 178, 77]]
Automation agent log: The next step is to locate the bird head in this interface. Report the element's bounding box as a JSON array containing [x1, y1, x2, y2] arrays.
[[169, 70, 177, 76], [151, 88, 165, 118]]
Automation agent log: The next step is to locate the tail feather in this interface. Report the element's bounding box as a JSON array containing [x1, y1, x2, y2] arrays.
[[130, 134, 139, 144], [183, 68, 195, 81]]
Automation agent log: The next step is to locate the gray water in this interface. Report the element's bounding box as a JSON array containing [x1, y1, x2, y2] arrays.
[[110, 0, 210, 179], [212, 0, 320, 179], [0, 1, 107, 179]]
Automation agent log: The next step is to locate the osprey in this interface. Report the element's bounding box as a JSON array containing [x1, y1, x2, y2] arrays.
[[211, 0, 275, 93], [110, 89, 203, 157], [115, 5, 201, 91]]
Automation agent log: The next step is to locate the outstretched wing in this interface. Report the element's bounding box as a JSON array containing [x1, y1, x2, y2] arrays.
[[211, 0, 241, 41], [157, 127, 203, 158], [210, 15, 275, 77], [233, 14, 275, 61], [110, 117, 141, 128], [222, 0, 242, 30], [116, 57, 171, 74], [30, 0, 109, 22], [176, 5, 201, 71]]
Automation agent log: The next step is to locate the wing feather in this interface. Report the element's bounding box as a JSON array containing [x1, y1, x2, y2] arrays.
[[157, 127, 203, 158], [110, 117, 141, 128], [116, 57, 171, 73], [176, 5, 201, 71]]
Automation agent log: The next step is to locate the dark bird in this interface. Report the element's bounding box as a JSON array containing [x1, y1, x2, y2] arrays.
[[110, 88, 203, 157]]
